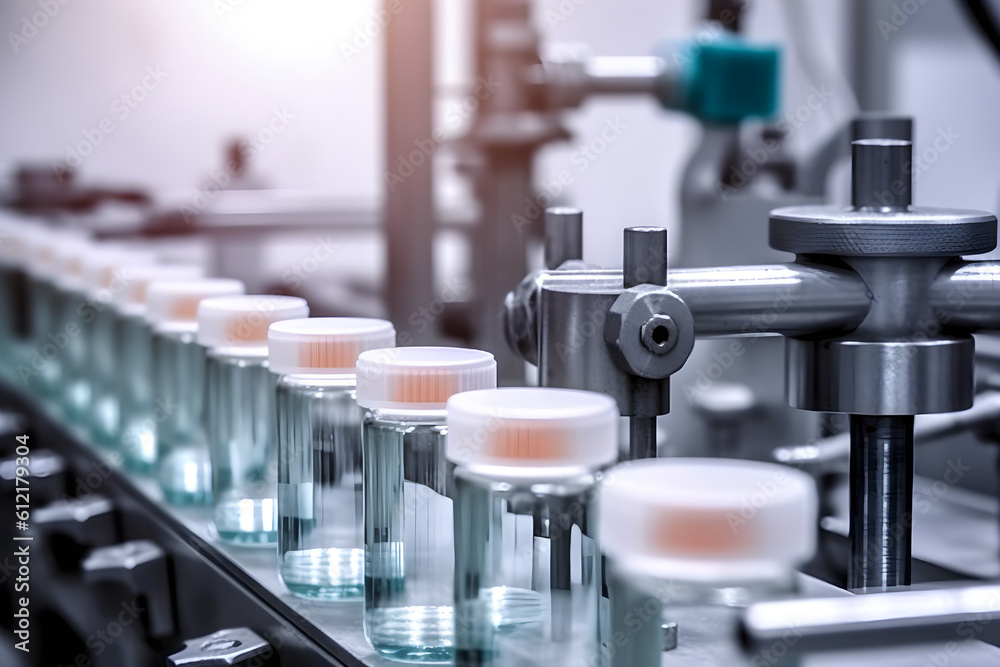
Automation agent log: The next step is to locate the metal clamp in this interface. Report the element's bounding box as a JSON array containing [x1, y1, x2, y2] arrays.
[[35, 495, 116, 546], [82, 539, 174, 638], [168, 627, 275, 666]]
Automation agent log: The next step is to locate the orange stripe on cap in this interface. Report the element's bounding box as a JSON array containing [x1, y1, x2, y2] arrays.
[[297, 339, 362, 369], [168, 295, 205, 322], [224, 316, 270, 344], [486, 422, 572, 461], [386, 369, 463, 404], [652, 508, 750, 557]]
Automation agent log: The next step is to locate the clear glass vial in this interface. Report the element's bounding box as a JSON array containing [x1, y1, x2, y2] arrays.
[[446, 387, 619, 667], [113, 264, 204, 472], [83, 248, 159, 448], [599, 458, 817, 667], [50, 238, 97, 425], [148, 278, 246, 505], [358, 346, 496, 663], [269, 317, 396, 600], [22, 227, 61, 402], [0, 217, 31, 373], [199, 294, 309, 545]]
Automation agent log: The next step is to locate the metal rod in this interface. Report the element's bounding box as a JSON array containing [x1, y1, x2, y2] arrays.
[[544, 207, 583, 270], [503, 264, 873, 366], [668, 264, 872, 337], [848, 414, 914, 592], [623, 227, 667, 289], [622, 228, 667, 460], [930, 261, 1000, 330], [852, 115, 913, 142], [774, 390, 1000, 472], [742, 584, 1000, 655], [628, 416, 658, 460], [852, 139, 912, 211]]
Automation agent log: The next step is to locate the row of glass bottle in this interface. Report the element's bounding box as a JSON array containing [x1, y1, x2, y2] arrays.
[[0, 217, 820, 667]]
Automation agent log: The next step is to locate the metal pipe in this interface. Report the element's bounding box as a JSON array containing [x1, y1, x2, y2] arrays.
[[502, 264, 872, 365], [667, 264, 872, 337], [848, 414, 914, 592], [581, 56, 665, 96], [742, 584, 1000, 655], [929, 261, 1000, 330]]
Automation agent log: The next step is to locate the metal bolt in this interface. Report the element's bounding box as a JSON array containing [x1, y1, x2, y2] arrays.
[[662, 621, 678, 651], [641, 315, 678, 355]]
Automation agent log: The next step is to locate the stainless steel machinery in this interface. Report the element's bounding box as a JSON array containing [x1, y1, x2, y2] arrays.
[[505, 135, 1000, 593]]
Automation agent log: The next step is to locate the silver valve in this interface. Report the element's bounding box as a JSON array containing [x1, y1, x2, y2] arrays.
[[168, 627, 275, 666], [82, 539, 175, 638]]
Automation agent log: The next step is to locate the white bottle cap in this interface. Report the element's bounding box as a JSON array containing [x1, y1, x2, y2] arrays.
[[356, 346, 496, 410], [25, 227, 88, 280], [50, 236, 96, 291], [111, 264, 206, 316], [599, 458, 817, 582], [197, 295, 309, 353], [0, 219, 37, 269], [146, 278, 246, 333], [445, 388, 619, 478], [83, 247, 160, 300], [268, 317, 396, 376]]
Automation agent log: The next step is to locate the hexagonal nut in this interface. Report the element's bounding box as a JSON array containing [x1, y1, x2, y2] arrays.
[[605, 285, 695, 379]]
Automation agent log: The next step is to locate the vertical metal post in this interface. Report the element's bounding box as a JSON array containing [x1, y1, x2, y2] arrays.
[[384, 0, 436, 343], [544, 207, 583, 270], [623, 227, 667, 460], [848, 414, 914, 591]]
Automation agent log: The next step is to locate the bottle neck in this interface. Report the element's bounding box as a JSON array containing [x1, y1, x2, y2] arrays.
[[278, 373, 357, 389], [365, 407, 447, 424]]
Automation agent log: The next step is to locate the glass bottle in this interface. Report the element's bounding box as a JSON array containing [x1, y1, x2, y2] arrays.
[[269, 317, 396, 600], [23, 227, 61, 403], [599, 458, 817, 667], [50, 238, 97, 426], [445, 387, 619, 667], [0, 216, 30, 373], [199, 294, 309, 545], [358, 346, 496, 663], [113, 264, 204, 472], [82, 248, 160, 449], [0, 220, 36, 382], [147, 278, 245, 505]]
